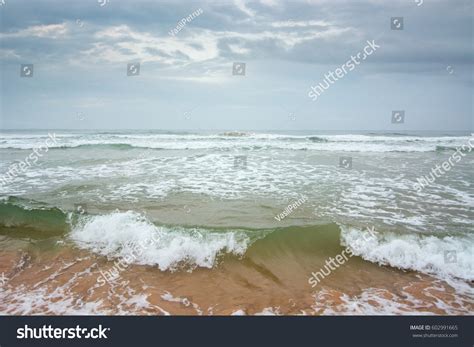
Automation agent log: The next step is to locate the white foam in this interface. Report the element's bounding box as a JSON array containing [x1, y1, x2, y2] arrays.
[[0, 278, 170, 315], [69, 211, 250, 271], [0, 133, 470, 152], [312, 287, 462, 315], [0, 286, 105, 315], [255, 307, 281, 315], [160, 291, 202, 314], [340, 226, 474, 281]]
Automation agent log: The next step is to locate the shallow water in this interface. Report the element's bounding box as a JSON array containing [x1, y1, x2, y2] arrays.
[[0, 130, 472, 315]]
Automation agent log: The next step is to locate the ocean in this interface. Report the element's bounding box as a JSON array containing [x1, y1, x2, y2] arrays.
[[0, 130, 472, 315]]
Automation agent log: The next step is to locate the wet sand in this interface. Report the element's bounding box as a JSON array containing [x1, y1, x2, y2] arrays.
[[0, 239, 471, 315]]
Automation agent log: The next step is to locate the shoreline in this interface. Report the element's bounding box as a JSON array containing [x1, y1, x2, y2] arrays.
[[0, 238, 472, 316]]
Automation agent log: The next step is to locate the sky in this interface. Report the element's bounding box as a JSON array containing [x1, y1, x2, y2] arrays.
[[0, 0, 472, 131]]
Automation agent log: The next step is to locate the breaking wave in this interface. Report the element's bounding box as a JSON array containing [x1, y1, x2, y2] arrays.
[[1, 132, 472, 152], [69, 211, 253, 271], [340, 225, 473, 282]]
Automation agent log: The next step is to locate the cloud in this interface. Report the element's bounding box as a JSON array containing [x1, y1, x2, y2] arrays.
[[2, 0, 471, 69], [233, 0, 256, 17], [79, 18, 353, 68], [270, 20, 332, 28], [0, 0, 471, 131], [259, 0, 279, 7], [0, 23, 68, 39], [85, 25, 220, 65], [0, 49, 20, 59]]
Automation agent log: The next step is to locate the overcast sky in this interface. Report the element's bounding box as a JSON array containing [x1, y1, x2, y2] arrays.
[[0, 0, 472, 131]]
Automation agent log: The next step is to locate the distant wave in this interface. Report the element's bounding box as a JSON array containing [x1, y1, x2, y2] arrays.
[[436, 145, 458, 151], [307, 136, 328, 143], [0, 133, 471, 152], [435, 145, 472, 152], [366, 132, 415, 136], [218, 131, 253, 137], [59, 143, 138, 150], [0, 143, 165, 151]]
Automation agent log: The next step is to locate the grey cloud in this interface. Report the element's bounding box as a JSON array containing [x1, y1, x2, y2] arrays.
[[0, 0, 472, 131]]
